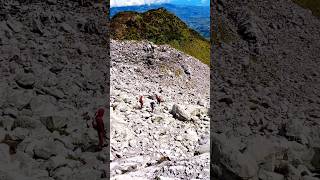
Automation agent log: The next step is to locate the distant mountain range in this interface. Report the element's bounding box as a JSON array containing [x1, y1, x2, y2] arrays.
[[110, 3, 210, 39]]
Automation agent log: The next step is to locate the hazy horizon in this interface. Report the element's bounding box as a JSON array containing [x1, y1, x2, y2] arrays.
[[110, 0, 209, 7]]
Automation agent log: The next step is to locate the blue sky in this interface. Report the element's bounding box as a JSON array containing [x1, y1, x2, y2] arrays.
[[171, 0, 209, 6], [110, 0, 209, 7]]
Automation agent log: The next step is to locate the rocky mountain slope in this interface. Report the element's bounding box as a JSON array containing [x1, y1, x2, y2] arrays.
[[110, 8, 210, 65], [210, 0, 320, 179], [110, 39, 210, 179], [0, 0, 110, 179]]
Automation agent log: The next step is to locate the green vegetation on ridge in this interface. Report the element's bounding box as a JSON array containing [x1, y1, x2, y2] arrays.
[[110, 8, 210, 65]]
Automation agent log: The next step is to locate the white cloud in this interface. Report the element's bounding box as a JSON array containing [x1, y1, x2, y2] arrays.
[[110, 0, 170, 7], [200, 0, 208, 4]]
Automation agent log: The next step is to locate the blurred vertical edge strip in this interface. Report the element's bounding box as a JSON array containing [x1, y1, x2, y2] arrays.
[[95, 0, 111, 178], [210, 0, 220, 179], [107, 0, 111, 177], [102, 0, 111, 179]]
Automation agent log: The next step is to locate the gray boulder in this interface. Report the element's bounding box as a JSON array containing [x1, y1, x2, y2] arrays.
[[30, 95, 58, 116], [171, 104, 190, 121], [52, 166, 73, 180], [48, 155, 68, 170], [6, 16, 24, 33], [7, 90, 34, 110], [33, 139, 58, 160], [1, 116, 15, 131], [258, 169, 284, 180], [284, 118, 308, 144], [14, 73, 35, 89], [40, 115, 69, 132], [13, 116, 41, 130], [211, 133, 258, 179]]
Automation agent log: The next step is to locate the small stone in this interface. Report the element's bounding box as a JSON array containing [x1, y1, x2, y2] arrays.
[[129, 139, 137, 147], [0, 144, 10, 163], [30, 95, 58, 116], [258, 169, 284, 180], [46, 0, 57, 5], [11, 127, 30, 140], [50, 65, 64, 74], [218, 97, 233, 105], [31, 19, 44, 35], [60, 22, 74, 33], [52, 167, 72, 180], [15, 73, 35, 89], [41, 87, 65, 99], [195, 143, 210, 155], [7, 90, 34, 110], [3, 108, 18, 118], [115, 152, 123, 158], [33, 140, 57, 160], [181, 64, 191, 75], [6, 17, 23, 33], [237, 125, 252, 136], [40, 115, 69, 132], [97, 152, 108, 162], [49, 155, 67, 169], [241, 56, 250, 68], [197, 99, 205, 106], [175, 135, 183, 141], [74, 42, 88, 54], [2, 116, 15, 131], [110, 153, 115, 161], [13, 116, 40, 129], [185, 129, 199, 142]]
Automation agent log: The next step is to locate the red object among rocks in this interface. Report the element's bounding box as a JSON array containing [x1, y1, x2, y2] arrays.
[[92, 108, 106, 150], [139, 96, 144, 109], [156, 94, 162, 104]]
